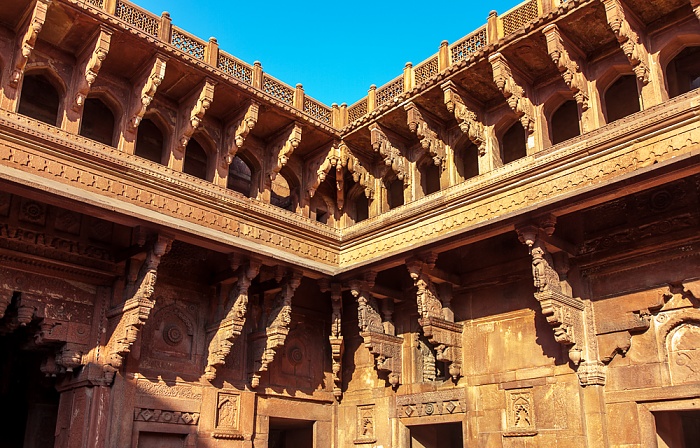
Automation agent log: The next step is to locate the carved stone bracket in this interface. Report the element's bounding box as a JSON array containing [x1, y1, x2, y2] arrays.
[[105, 234, 172, 372], [406, 254, 463, 381], [222, 100, 259, 168], [517, 218, 604, 386], [346, 145, 375, 199], [128, 54, 167, 129], [692, 0, 700, 21], [405, 102, 447, 168], [442, 81, 486, 156], [603, 0, 650, 84], [10, 0, 50, 86], [543, 24, 590, 112], [204, 257, 261, 381], [489, 52, 536, 135], [72, 27, 112, 111], [175, 79, 216, 154], [325, 282, 344, 400], [250, 270, 302, 388], [267, 122, 302, 181], [350, 274, 403, 388], [307, 141, 348, 209], [370, 123, 410, 185]]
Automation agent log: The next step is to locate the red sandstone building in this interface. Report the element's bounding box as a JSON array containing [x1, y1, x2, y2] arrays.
[[0, 0, 699, 446]]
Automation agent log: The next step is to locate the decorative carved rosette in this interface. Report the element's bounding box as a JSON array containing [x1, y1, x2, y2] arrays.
[[267, 122, 302, 181], [406, 255, 463, 381], [250, 270, 302, 388], [603, 0, 650, 84], [222, 100, 259, 168], [369, 123, 410, 185], [488, 52, 536, 135], [543, 25, 590, 111], [204, 258, 261, 380], [129, 54, 168, 129], [106, 235, 172, 371], [405, 102, 447, 168], [73, 28, 113, 111], [442, 81, 486, 156], [10, 0, 50, 86], [176, 79, 216, 153]]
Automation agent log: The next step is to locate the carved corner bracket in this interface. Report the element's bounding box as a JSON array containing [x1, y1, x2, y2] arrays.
[[369, 123, 410, 185], [442, 81, 486, 156], [222, 100, 259, 169], [72, 27, 113, 111], [350, 274, 403, 388], [105, 234, 172, 372], [543, 25, 590, 112], [175, 79, 216, 154], [488, 52, 536, 135], [603, 0, 650, 85], [128, 54, 168, 129], [266, 122, 302, 182], [406, 254, 463, 381], [204, 257, 261, 381], [10, 0, 50, 86], [692, 0, 700, 21], [405, 102, 447, 168], [307, 141, 348, 209], [250, 270, 303, 388]]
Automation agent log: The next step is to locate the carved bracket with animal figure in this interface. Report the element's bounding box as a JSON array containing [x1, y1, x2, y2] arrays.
[[603, 0, 650, 85], [543, 24, 590, 112], [489, 52, 536, 135], [442, 81, 486, 156], [127, 54, 168, 129], [405, 102, 448, 168], [221, 100, 259, 169], [10, 0, 50, 86], [174, 79, 216, 155], [72, 27, 112, 111], [370, 123, 410, 185], [267, 122, 302, 181]]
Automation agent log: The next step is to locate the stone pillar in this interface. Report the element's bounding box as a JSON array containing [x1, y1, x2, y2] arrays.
[[55, 372, 113, 448]]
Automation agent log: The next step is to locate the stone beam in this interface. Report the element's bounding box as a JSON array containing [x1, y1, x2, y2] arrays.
[[267, 122, 302, 181], [204, 257, 262, 381], [405, 102, 447, 168], [9, 0, 50, 87], [489, 52, 536, 136], [603, 0, 650, 85], [442, 81, 486, 156], [370, 123, 409, 185]]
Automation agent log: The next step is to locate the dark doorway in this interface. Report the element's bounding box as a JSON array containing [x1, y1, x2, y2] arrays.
[[269, 417, 314, 448], [79, 98, 116, 146], [501, 121, 527, 164], [410, 422, 463, 448], [605, 75, 640, 123], [666, 46, 700, 98], [654, 410, 700, 448], [420, 161, 441, 196], [0, 327, 59, 448], [18, 74, 60, 126], [135, 118, 165, 163], [183, 138, 209, 180], [387, 178, 404, 210], [550, 100, 580, 145]]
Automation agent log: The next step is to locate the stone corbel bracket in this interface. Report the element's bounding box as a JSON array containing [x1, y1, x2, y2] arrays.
[[345, 143, 375, 199], [72, 27, 112, 111], [350, 275, 403, 388], [488, 52, 536, 135], [250, 270, 303, 388], [175, 78, 216, 154], [442, 81, 486, 156], [128, 54, 168, 129], [369, 123, 410, 185], [517, 218, 604, 386], [692, 0, 700, 21], [603, 0, 650, 84], [221, 100, 259, 168], [406, 254, 463, 381], [204, 257, 262, 381], [543, 24, 590, 112], [405, 102, 447, 168], [267, 122, 302, 181], [307, 141, 348, 206], [105, 234, 172, 372], [10, 0, 50, 86]]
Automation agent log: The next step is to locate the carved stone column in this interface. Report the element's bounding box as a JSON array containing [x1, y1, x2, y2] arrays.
[[692, 0, 700, 21], [204, 257, 261, 380], [327, 282, 344, 401]]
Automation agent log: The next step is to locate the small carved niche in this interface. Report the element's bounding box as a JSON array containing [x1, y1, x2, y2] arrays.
[[354, 404, 376, 444], [503, 388, 537, 437], [668, 322, 700, 385], [213, 391, 243, 439]]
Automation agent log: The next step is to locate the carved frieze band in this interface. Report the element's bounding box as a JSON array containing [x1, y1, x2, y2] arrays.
[[603, 0, 650, 84], [396, 389, 466, 419], [10, 0, 50, 86], [204, 257, 261, 380], [105, 234, 172, 372]]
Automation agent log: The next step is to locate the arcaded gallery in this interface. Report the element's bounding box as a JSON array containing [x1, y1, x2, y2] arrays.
[[0, 0, 699, 446]]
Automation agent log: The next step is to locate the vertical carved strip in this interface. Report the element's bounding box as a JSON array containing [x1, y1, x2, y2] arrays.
[[329, 283, 343, 400], [10, 0, 50, 86]]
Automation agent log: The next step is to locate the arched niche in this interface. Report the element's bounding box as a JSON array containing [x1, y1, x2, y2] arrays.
[[183, 134, 215, 181], [417, 156, 441, 197], [602, 73, 640, 124], [271, 166, 299, 213], [18, 70, 64, 126], [664, 46, 700, 99], [79, 96, 117, 146], [550, 99, 581, 145], [227, 154, 257, 198], [134, 116, 167, 164], [384, 175, 404, 211], [453, 134, 479, 182], [499, 121, 527, 165]]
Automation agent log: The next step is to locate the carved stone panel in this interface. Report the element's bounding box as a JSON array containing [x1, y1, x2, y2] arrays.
[[668, 323, 700, 385], [354, 405, 376, 444], [503, 388, 537, 437], [395, 388, 466, 419], [213, 391, 242, 439]]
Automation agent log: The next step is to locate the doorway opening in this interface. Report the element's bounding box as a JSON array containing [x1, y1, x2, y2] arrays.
[[269, 417, 314, 448], [654, 410, 700, 448], [409, 421, 463, 448]]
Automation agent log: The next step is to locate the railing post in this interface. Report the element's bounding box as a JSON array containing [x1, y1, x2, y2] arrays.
[[253, 61, 263, 89], [368, 85, 377, 113], [438, 40, 450, 72], [487, 10, 501, 44], [340, 103, 348, 128], [294, 84, 305, 110], [104, 0, 117, 14], [205, 37, 218, 67], [159, 12, 172, 42], [542, 0, 557, 15], [403, 62, 415, 92]]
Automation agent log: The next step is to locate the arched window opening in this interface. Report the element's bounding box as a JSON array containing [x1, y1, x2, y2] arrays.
[[79, 98, 115, 146], [550, 100, 581, 145], [420, 161, 441, 196], [227, 156, 253, 196], [134, 118, 164, 163], [455, 140, 479, 182], [387, 178, 404, 210], [501, 122, 527, 165], [18, 74, 60, 126], [604, 75, 640, 123], [271, 174, 295, 212], [666, 46, 700, 98], [183, 138, 209, 181]]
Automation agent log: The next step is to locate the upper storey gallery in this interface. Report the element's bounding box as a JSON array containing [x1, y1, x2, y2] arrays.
[[0, 0, 699, 231]]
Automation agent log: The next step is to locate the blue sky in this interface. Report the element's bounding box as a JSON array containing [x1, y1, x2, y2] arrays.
[[133, 0, 523, 106]]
